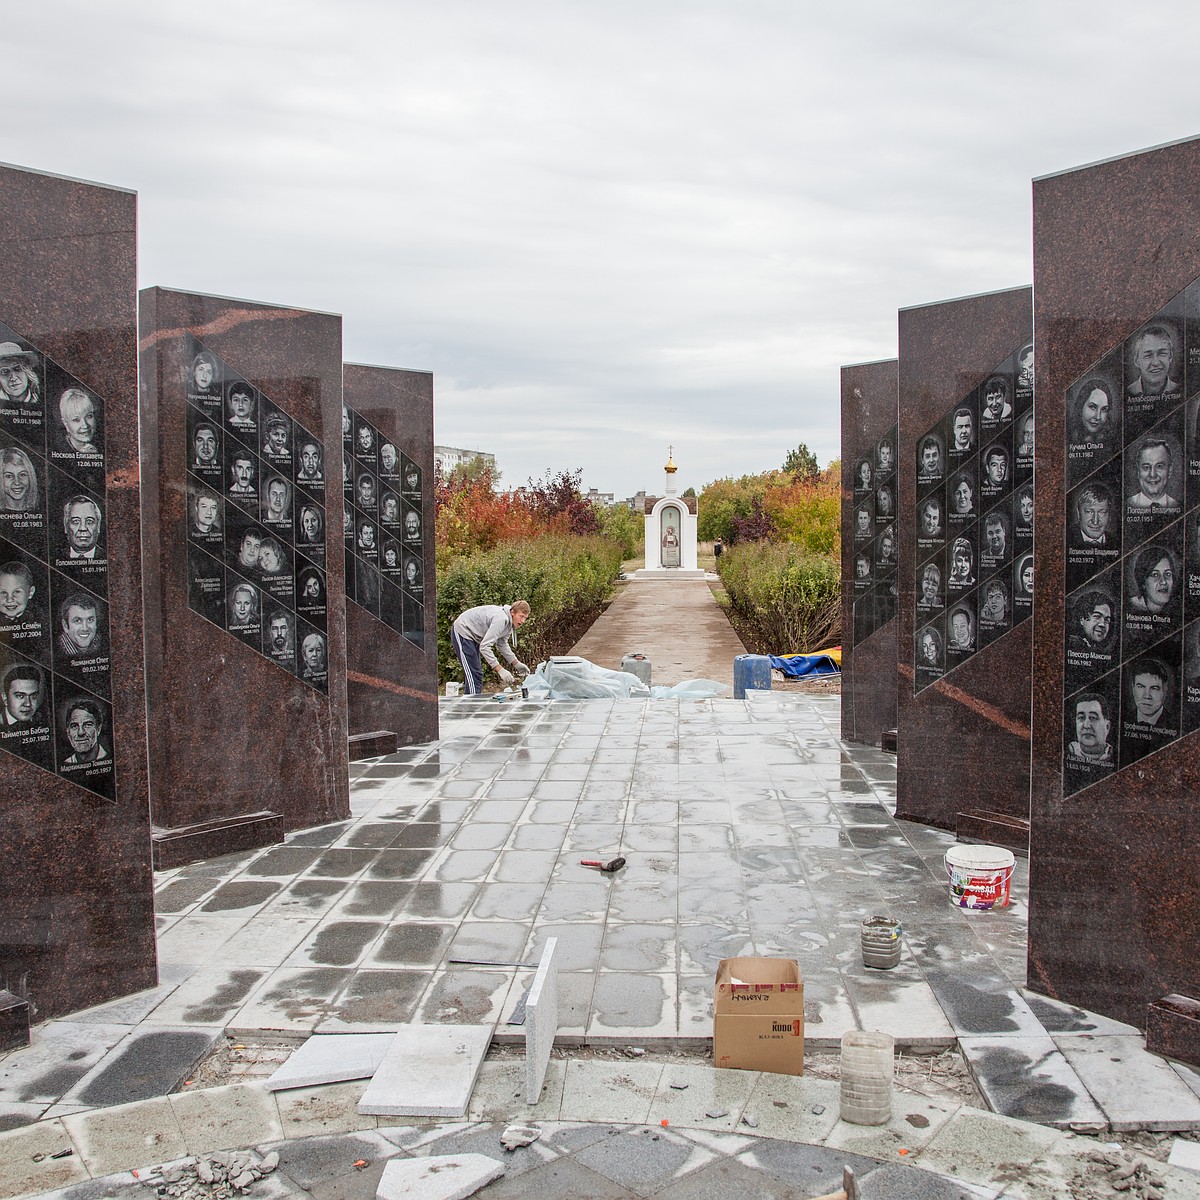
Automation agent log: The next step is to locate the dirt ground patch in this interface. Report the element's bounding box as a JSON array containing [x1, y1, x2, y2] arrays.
[[185, 1035, 970, 1105]]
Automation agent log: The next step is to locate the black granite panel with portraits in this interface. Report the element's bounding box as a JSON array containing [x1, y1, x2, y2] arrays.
[[1061, 288, 1200, 795], [183, 335, 329, 691], [913, 340, 1034, 692], [0, 320, 115, 799], [343, 399, 425, 647], [850, 425, 899, 644]]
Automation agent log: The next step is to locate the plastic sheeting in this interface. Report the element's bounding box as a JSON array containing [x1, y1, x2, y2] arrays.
[[769, 651, 841, 678], [524, 656, 729, 700]]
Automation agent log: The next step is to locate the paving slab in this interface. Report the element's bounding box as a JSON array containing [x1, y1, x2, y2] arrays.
[[1054, 1034, 1200, 1131], [60, 1095, 187, 1177], [266, 1034, 396, 1092], [63, 1027, 223, 1108], [467, 1060, 567, 1122], [571, 1125, 718, 1198], [269, 1130, 403, 1190], [957, 1035, 1105, 1129], [0, 1023, 133, 1106], [909, 1107, 1063, 1191], [376, 1153, 503, 1200], [647, 1062, 759, 1132], [559, 1059, 665, 1124], [824, 1090, 961, 1160], [275, 1080, 380, 1138], [139, 967, 269, 1027], [169, 1081, 283, 1153], [738, 1073, 842, 1143], [0, 1118, 89, 1198], [358, 1026, 492, 1119]]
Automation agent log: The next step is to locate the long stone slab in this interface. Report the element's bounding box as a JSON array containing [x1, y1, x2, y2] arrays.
[[525, 937, 558, 1103], [266, 1032, 396, 1092], [358, 1024, 492, 1118]]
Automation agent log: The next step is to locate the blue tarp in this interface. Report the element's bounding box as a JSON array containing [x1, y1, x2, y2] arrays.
[[769, 653, 841, 679]]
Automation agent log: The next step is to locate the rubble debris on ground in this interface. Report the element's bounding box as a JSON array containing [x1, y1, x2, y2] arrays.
[[133, 1149, 280, 1200]]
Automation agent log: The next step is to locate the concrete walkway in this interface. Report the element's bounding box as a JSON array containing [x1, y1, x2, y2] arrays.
[[569, 575, 749, 688], [4, 694, 1200, 1199]]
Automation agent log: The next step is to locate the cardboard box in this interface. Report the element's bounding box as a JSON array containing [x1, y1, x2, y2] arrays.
[[713, 957, 804, 1075]]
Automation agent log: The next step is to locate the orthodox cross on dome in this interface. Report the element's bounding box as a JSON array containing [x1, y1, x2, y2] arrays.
[[665, 445, 677, 474]]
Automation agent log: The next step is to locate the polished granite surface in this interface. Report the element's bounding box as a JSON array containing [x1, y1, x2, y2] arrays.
[[4, 695, 1200, 1139]]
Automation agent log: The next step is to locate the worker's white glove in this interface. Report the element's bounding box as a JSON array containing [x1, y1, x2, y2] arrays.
[[514, 662, 530, 677], [497, 667, 515, 686]]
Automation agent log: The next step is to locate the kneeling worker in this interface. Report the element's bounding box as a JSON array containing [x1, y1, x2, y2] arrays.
[[452, 600, 531, 695]]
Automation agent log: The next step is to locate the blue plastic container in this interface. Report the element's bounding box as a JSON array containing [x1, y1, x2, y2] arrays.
[[733, 654, 773, 699]]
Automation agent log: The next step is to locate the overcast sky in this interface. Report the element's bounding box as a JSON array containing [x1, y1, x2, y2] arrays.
[[6, 1, 1199, 497]]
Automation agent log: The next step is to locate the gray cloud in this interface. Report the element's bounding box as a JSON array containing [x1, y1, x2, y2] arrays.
[[5, 0, 1199, 495]]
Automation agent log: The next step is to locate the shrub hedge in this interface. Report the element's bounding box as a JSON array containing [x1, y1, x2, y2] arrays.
[[436, 535, 623, 681], [716, 542, 840, 654]]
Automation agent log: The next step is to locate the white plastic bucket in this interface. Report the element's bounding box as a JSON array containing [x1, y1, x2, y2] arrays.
[[445, 682, 461, 697], [945, 845, 1015, 911]]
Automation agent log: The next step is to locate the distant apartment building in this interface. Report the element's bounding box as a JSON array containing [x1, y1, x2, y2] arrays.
[[434, 445, 496, 477], [585, 488, 616, 506]]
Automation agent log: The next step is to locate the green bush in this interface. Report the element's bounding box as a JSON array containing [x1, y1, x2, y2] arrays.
[[436, 535, 623, 681], [594, 502, 644, 560], [716, 542, 840, 654]]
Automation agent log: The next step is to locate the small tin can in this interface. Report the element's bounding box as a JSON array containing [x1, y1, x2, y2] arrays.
[[861, 915, 902, 969]]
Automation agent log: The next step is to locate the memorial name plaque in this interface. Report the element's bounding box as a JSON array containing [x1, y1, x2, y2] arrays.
[[913, 341, 1033, 690], [183, 335, 329, 690], [1061, 290, 1199, 793], [0, 320, 116, 800]]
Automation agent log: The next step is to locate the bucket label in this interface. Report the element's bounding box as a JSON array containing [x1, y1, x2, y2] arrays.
[[947, 863, 1013, 909]]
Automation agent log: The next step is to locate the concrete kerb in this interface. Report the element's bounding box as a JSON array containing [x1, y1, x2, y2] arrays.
[[1, 1061, 1179, 1200]]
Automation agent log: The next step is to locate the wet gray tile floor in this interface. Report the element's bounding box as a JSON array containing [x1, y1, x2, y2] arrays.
[[4, 694, 1200, 1136]]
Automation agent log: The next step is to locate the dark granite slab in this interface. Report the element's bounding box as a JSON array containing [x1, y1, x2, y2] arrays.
[[0, 989, 29, 1051], [1146, 993, 1200, 1068], [895, 287, 1033, 831], [139, 288, 350, 858], [841, 359, 899, 747], [0, 163, 157, 1021], [349, 730, 399, 760], [1029, 136, 1200, 1030], [151, 810, 285, 870], [955, 810, 1030, 857], [342, 364, 438, 747]]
